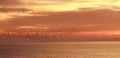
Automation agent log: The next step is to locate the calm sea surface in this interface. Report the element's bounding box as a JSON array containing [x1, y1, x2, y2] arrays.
[[0, 41, 120, 58]]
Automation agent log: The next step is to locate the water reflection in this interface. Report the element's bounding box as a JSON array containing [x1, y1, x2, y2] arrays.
[[0, 41, 120, 58]]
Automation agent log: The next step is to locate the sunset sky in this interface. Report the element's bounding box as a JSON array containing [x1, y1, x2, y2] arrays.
[[0, 0, 120, 31]]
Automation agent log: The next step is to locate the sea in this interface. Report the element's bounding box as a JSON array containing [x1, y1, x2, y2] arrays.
[[0, 41, 120, 58]]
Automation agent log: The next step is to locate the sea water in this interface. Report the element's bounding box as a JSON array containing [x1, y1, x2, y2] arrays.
[[0, 41, 120, 58]]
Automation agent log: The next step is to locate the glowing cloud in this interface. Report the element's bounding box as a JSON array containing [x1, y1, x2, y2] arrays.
[[0, 0, 120, 30], [16, 24, 49, 30], [21, 0, 120, 12], [1, 0, 120, 20]]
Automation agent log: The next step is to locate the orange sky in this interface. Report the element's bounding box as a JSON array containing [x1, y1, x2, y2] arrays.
[[0, 0, 120, 31]]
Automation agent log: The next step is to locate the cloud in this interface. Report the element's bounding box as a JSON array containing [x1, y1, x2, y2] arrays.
[[0, 9, 120, 30], [23, 0, 120, 12], [16, 25, 49, 30], [1, 0, 120, 12], [0, 0, 23, 6], [1, 0, 120, 31], [1, 0, 120, 19], [0, 7, 31, 13]]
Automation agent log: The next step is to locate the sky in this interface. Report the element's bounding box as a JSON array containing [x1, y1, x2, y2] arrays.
[[0, 0, 120, 31]]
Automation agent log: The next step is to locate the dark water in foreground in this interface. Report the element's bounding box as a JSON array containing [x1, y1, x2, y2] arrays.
[[0, 41, 120, 58]]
